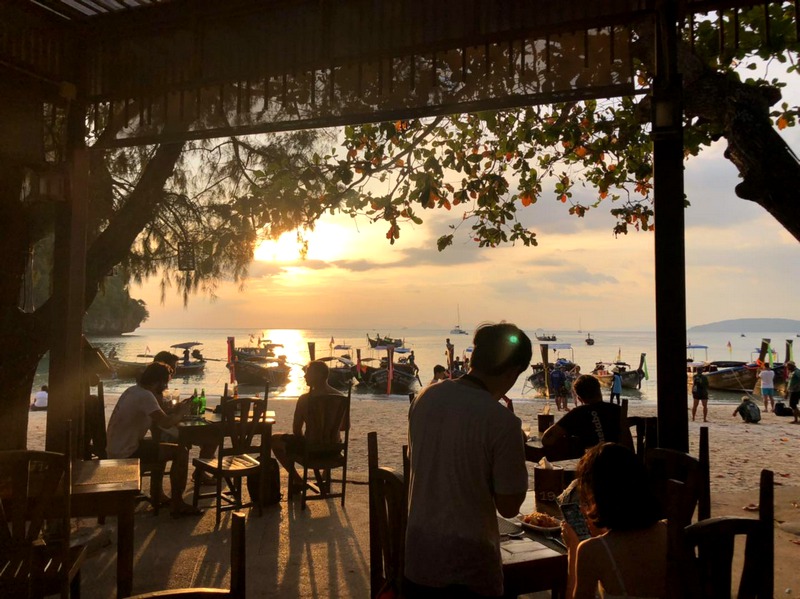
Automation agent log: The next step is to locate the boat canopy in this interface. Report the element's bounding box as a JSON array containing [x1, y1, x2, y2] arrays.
[[545, 343, 573, 351], [687, 344, 708, 350], [333, 344, 352, 350], [170, 341, 202, 349]]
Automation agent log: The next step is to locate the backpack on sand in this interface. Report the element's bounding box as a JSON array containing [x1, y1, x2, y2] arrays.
[[774, 402, 793, 417]]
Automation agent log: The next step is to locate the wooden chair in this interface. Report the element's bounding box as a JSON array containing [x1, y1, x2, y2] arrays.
[[668, 470, 774, 599], [83, 380, 108, 460], [127, 511, 247, 599], [368, 432, 406, 599], [0, 450, 88, 598], [289, 386, 351, 510], [646, 426, 711, 522], [192, 398, 268, 526], [626, 415, 658, 460]]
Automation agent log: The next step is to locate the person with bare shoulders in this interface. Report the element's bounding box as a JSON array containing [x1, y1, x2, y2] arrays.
[[271, 360, 345, 493], [562, 443, 666, 599]]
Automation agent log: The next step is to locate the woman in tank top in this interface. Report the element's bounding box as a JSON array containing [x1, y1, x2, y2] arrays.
[[561, 443, 667, 599]]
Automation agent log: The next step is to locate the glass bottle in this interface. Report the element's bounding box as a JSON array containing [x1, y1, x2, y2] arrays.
[[199, 388, 206, 414]]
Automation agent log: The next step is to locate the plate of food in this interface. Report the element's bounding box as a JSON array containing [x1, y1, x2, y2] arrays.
[[518, 510, 562, 534]]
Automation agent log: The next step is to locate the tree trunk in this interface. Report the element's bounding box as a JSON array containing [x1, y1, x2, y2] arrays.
[[0, 143, 184, 450]]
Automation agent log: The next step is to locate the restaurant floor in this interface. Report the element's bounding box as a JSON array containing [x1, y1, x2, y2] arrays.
[[75, 471, 554, 598]]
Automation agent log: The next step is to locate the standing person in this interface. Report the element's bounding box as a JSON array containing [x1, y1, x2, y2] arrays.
[[758, 363, 776, 412], [30, 385, 48, 411], [105, 362, 201, 518], [445, 338, 455, 373], [609, 370, 622, 405], [405, 323, 531, 598], [691, 370, 710, 422], [271, 361, 346, 492], [542, 375, 633, 452], [562, 443, 666, 599], [785, 361, 800, 423], [550, 367, 567, 411]]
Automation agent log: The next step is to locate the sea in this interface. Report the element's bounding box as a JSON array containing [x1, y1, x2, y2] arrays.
[[30, 327, 799, 406]]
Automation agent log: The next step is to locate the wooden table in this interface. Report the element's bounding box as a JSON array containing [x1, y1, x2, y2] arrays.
[[500, 492, 568, 598], [174, 409, 276, 448], [71, 458, 140, 598]]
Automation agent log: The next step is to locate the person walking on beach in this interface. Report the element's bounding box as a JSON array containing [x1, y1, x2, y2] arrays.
[[271, 361, 345, 493], [758, 363, 776, 412], [691, 370, 710, 422], [105, 362, 201, 518], [609, 369, 622, 405], [542, 375, 633, 452], [786, 361, 800, 423], [550, 367, 567, 411], [405, 323, 531, 598]]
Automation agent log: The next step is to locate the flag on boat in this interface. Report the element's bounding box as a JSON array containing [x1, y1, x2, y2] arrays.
[[145, 345, 151, 355], [642, 355, 649, 380], [330, 336, 335, 348], [615, 347, 622, 363], [726, 340, 732, 355]]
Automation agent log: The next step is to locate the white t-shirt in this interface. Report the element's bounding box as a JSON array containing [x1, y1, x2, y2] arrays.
[[759, 369, 775, 390], [405, 379, 528, 596], [106, 385, 162, 458], [33, 390, 48, 408]]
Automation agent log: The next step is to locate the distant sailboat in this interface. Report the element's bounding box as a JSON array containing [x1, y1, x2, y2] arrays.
[[450, 305, 469, 335]]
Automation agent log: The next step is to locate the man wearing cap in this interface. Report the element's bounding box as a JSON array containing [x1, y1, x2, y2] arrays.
[[406, 323, 531, 598]]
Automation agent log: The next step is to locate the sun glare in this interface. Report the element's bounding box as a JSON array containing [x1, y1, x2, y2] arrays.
[[254, 222, 356, 264]]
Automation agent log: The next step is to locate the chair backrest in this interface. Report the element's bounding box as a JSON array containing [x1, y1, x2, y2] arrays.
[[646, 447, 703, 525], [367, 432, 406, 599], [669, 470, 774, 599], [126, 511, 246, 599], [84, 380, 108, 460], [304, 390, 351, 454], [626, 415, 658, 460], [218, 398, 267, 457]]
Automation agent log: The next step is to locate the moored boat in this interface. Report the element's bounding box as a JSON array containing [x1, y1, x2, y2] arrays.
[[592, 353, 646, 389], [366, 334, 404, 348], [523, 343, 579, 395], [534, 329, 557, 342], [234, 337, 284, 362], [585, 333, 595, 346], [228, 358, 290, 387], [318, 344, 357, 389]]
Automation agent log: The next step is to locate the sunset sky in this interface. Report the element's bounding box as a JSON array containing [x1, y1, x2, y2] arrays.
[[132, 113, 800, 332]]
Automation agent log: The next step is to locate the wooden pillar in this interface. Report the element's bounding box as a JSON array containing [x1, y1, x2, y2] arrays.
[[47, 84, 88, 455], [652, 0, 688, 452]]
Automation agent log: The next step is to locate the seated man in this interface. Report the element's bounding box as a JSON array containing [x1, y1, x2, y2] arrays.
[[542, 374, 632, 452], [271, 360, 345, 493], [429, 364, 448, 384], [31, 385, 48, 411], [106, 362, 201, 518]]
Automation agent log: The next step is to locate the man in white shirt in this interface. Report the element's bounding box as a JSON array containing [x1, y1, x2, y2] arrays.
[[758, 364, 776, 412], [106, 362, 200, 518], [405, 323, 531, 598], [31, 385, 48, 411]]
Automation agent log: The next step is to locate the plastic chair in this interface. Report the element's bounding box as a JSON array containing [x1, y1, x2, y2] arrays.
[[0, 449, 87, 598], [289, 386, 351, 510], [127, 511, 246, 599], [368, 431, 406, 599], [192, 399, 268, 526]]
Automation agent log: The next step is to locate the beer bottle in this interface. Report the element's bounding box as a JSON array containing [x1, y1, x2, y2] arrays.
[[200, 388, 206, 414]]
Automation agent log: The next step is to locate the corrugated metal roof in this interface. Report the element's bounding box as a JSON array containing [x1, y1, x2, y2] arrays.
[[27, 0, 168, 20]]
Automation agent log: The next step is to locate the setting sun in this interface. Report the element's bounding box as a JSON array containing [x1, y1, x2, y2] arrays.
[[253, 220, 364, 264]]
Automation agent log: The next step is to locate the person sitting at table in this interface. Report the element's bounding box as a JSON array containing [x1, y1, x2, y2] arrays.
[[106, 362, 202, 518], [562, 442, 666, 599], [541, 375, 632, 453], [30, 384, 49, 411], [270, 360, 345, 493], [150, 350, 217, 480], [405, 323, 531, 598]]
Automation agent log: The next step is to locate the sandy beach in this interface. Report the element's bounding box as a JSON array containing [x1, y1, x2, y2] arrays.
[[25, 393, 800, 596]]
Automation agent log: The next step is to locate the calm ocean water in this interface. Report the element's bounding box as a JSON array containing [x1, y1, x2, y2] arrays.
[[32, 326, 799, 405]]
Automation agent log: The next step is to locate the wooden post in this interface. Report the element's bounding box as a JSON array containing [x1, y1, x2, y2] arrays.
[[652, 0, 688, 452], [47, 80, 88, 455]]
